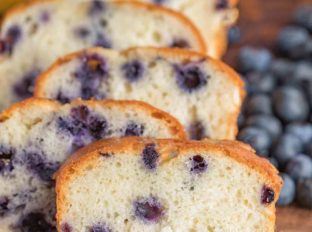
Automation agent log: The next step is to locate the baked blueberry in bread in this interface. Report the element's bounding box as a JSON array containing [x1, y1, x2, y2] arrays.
[[0, 0, 206, 111], [35, 47, 245, 140], [0, 98, 185, 231], [132, 0, 239, 58], [56, 137, 282, 232]]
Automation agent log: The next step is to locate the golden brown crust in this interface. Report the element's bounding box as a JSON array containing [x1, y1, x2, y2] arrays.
[[0, 97, 187, 139], [56, 137, 282, 230]]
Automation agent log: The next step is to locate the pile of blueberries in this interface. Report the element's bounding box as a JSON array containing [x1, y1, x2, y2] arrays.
[[233, 4, 312, 208]]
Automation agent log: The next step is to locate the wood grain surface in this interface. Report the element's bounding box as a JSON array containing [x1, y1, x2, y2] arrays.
[[224, 1, 312, 231]]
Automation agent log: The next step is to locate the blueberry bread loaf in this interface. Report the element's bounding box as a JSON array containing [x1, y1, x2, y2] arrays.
[[132, 0, 239, 58], [56, 137, 282, 232], [0, 98, 186, 231], [35, 47, 245, 140], [0, 0, 206, 111]]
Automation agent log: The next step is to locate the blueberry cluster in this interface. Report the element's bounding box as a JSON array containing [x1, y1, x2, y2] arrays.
[[236, 4, 312, 208]]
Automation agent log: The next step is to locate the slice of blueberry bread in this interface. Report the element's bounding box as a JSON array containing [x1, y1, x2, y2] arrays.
[[0, 98, 186, 231], [35, 47, 245, 140], [0, 0, 206, 111], [132, 0, 239, 58], [56, 137, 282, 232]]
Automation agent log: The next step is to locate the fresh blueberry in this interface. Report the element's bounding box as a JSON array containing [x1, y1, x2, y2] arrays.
[[245, 72, 276, 94], [89, 0, 105, 16], [189, 155, 208, 174], [142, 144, 159, 170], [228, 25, 241, 46], [215, 0, 228, 10], [0, 196, 9, 217], [238, 47, 272, 73], [95, 33, 111, 49], [304, 80, 312, 108], [0, 146, 15, 173], [189, 121, 207, 140], [88, 224, 112, 232], [134, 197, 164, 223], [237, 127, 271, 156], [125, 122, 144, 136], [245, 115, 282, 140], [294, 5, 312, 32], [0, 25, 22, 55], [272, 133, 303, 167], [272, 86, 309, 123], [245, 94, 272, 115], [277, 26, 309, 59], [261, 186, 275, 205], [296, 178, 312, 209], [285, 154, 312, 181], [305, 143, 312, 159], [270, 58, 296, 81], [294, 61, 312, 83], [170, 39, 190, 49], [61, 223, 72, 232], [174, 64, 209, 93], [285, 123, 312, 144], [13, 69, 41, 99], [267, 157, 279, 169], [19, 212, 55, 232], [237, 112, 245, 129], [277, 173, 296, 206], [121, 60, 144, 82]]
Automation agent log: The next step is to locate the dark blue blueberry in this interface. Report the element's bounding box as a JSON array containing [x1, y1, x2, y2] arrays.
[[89, 0, 105, 16], [237, 112, 245, 129], [270, 59, 296, 81], [294, 5, 312, 32], [61, 223, 72, 232], [296, 178, 312, 209], [88, 116, 108, 139], [272, 86, 309, 123], [19, 212, 55, 232], [244, 72, 276, 94], [261, 186, 275, 205], [285, 123, 312, 144], [0, 146, 15, 173], [294, 61, 312, 83], [24, 152, 60, 183], [272, 133, 303, 167], [189, 121, 207, 140], [277, 173, 296, 206], [216, 0, 228, 10], [245, 94, 272, 115], [189, 155, 208, 174], [0, 25, 22, 55], [170, 39, 190, 49], [121, 60, 144, 82], [13, 69, 41, 99], [74, 27, 90, 39], [95, 33, 111, 49], [125, 122, 144, 136], [0, 196, 9, 217], [285, 154, 312, 181], [267, 157, 279, 169], [134, 197, 164, 223], [237, 127, 271, 156], [238, 47, 272, 73], [305, 143, 312, 159], [89, 223, 112, 232], [244, 115, 282, 140], [228, 25, 241, 46], [277, 26, 309, 59], [142, 144, 159, 170], [304, 80, 312, 108], [175, 64, 208, 92]]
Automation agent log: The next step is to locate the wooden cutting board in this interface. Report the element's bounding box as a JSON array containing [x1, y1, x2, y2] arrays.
[[224, 0, 312, 231]]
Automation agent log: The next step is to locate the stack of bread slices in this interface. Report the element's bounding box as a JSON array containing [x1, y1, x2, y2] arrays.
[[0, 1, 282, 231]]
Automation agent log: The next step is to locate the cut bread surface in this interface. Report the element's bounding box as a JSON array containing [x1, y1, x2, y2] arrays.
[[0, 0, 205, 111], [0, 98, 185, 231], [35, 47, 245, 140], [56, 137, 282, 232]]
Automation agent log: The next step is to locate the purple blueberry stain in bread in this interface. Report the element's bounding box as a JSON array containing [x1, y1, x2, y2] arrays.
[[216, 0, 229, 10], [0, 146, 15, 174], [61, 223, 72, 232], [0, 24, 22, 55], [95, 33, 111, 49], [89, 0, 105, 16], [261, 185, 275, 204], [40, 11, 50, 23], [121, 60, 144, 82], [13, 69, 41, 99], [74, 26, 90, 39], [88, 115, 108, 139], [134, 197, 164, 223], [170, 39, 190, 49], [19, 212, 55, 232], [189, 121, 207, 140], [174, 63, 209, 92], [56, 92, 71, 104], [189, 155, 208, 174], [88, 223, 112, 232], [142, 144, 159, 170], [125, 122, 145, 136], [0, 196, 9, 217]]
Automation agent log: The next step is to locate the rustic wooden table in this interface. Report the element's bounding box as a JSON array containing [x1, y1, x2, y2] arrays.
[[224, 0, 312, 231]]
